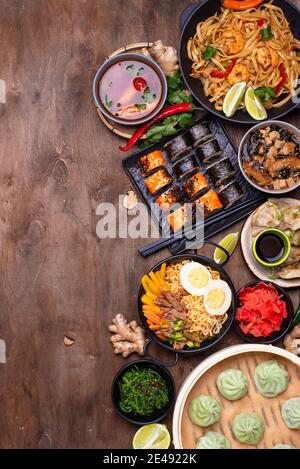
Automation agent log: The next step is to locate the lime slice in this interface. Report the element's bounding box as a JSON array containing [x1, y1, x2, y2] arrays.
[[214, 232, 240, 264], [223, 82, 247, 118], [245, 87, 267, 120], [133, 424, 171, 449]]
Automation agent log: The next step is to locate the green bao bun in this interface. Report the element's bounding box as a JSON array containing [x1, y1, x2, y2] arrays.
[[196, 431, 231, 449], [254, 360, 289, 398], [189, 395, 221, 427], [273, 444, 296, 449], [232, 412, 264, 445], [281, 397, 300, 429], [217, 369, 248, 401]]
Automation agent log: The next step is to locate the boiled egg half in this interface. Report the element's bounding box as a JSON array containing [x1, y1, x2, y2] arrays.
[[204, 280, 232, 316], [180, 262, 212, 296]]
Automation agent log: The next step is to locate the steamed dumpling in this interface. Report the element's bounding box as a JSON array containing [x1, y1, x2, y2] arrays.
[[217, 369, 248, 401], [196, 431, 231, 449], [254, 360, 289, 397], [281, 397, 300, 429], [273, 443, 296, 449], [232, 412, 264, 444], [189, 395, 221, 427]]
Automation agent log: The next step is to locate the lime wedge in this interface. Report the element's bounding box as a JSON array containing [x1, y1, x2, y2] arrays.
[[223, 82, 247, 118], [245, 87, 267, 120], [133, 424, 171, 449], [214, 232, 240, 264]]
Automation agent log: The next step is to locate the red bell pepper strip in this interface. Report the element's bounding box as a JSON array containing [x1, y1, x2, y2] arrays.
[[119, 102, 197, 151], [257, 18, 265, 26], [210, 59, 237, 79], [222, 0, 264, 11], [275, 64, 288, 95]]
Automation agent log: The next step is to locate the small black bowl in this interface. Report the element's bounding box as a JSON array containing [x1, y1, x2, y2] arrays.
[[111, 359, 175, 425], [234, 280, 294, 344]]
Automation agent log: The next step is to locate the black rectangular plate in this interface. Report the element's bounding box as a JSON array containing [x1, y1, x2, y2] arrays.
[[122, 117, 267, 254]]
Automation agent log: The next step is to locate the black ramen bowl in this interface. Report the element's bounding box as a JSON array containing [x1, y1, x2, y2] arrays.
[[111, 359, 175, 425], [93, 52, 167, 126], [234, 280, 294, 344], [138, 253, 236, 361]]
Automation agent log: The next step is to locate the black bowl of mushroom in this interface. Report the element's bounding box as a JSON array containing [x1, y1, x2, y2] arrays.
[[238, 121, 300, 194]]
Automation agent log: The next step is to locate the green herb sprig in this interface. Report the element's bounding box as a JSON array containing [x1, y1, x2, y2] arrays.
[[139, 70, 195, 148], [254, 86, 276, 102], [119, 366, 169, 416]]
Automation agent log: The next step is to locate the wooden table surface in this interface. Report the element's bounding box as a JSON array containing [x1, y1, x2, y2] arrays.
[[0, 0, 299, 449]]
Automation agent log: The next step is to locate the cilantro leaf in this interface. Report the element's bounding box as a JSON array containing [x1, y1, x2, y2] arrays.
[[254, 86, 276, 102], [203, 46, 217, 61], [262, 25, 273, 41], [105, 94, 113, 108]]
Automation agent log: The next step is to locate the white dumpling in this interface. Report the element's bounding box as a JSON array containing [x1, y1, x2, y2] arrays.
[[282, 206, 300, 231], [252, 201, 282, 234]]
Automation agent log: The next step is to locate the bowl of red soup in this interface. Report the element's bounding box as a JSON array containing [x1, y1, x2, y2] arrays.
[[93, 53, 167, 126], [234, 281, 293, 344]]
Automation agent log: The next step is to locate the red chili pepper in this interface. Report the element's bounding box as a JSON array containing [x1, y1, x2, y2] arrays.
[[119, 102, 195, 152], [133, 77, 147, 92], [210, 59, 237, 79], [241, 20, 246, 32], [275, 64, 288, 95], [257, 18, 265, 26]]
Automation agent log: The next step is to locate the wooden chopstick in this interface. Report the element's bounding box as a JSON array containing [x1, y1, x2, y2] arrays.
[[138, 195, 266, 257]]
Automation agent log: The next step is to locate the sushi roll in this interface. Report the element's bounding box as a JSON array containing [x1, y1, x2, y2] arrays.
[[140, 150, 166, 176], [156, 186, 182, 212], [187, 122, 212, 148], [219, 182, 244, 208], [196, 139, 222, 163], [196, 189, 223, 218], [166, 205, 189, 232], [172, 153, 199, 180], [207, 158, 235, 187], [183, 172, 209, 200], [144, 169, 172, 195], [164, 134, 191, 163]]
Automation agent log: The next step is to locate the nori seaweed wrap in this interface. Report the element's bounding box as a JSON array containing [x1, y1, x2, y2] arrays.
[[207, 158, 236, 187], [173, 153, 199, 180]]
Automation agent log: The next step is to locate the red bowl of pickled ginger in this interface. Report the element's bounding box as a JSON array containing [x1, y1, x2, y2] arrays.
[[234, 281, 293, 344]]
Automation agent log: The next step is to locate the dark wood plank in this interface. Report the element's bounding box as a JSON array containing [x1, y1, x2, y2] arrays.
[[0, 0, 299, 449]]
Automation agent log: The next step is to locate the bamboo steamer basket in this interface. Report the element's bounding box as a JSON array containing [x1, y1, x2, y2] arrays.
[[172, 344, 300, 449]]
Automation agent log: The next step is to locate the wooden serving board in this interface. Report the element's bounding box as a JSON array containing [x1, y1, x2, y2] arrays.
[[173, 345, 300, 449]]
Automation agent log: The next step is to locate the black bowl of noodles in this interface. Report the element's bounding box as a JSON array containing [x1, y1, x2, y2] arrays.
[[179, 0, 300, 124], [138, 253, 236, 365]]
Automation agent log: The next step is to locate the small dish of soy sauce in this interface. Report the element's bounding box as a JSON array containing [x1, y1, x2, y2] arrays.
[[252, 228, 291, 267]]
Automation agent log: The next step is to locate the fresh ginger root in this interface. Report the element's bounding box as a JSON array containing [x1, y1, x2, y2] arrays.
[[108, 313, 146, 358], [142, 40, 179, 76]]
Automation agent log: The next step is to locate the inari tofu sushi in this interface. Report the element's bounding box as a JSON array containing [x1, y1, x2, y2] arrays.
[[144, 169, 172, 195], [156, 186, 182, 212], [183, 172, 209, 200], [207, 158, 235, 187], [196, 189, 223, 217], [140, 150, 166, 176], [167, 205, 187, 232]]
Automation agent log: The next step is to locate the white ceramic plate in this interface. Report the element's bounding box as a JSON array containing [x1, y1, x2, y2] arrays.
[[240, 197, 300, 288], [172, 344, 300, 449]]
